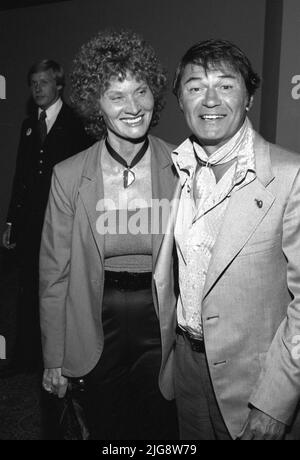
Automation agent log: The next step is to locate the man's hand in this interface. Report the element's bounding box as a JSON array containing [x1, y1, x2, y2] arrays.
[[238, 407, 286, 440], [43, 368, 68, 398], [2, 225, 16, 249]]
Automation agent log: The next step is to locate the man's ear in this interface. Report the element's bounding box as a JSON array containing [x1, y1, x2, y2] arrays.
[[178, 96, 184, 112], [246, 95, 254, 111]]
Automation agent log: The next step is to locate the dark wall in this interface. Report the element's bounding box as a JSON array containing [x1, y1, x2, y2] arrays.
[[275, 0, 300, 151], [260, 0, 283, 143], [0, 0, 266, 235]]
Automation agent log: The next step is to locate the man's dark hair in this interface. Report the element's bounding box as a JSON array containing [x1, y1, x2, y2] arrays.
[[173, 39, 261, 100], [27, 59, 65, 89]]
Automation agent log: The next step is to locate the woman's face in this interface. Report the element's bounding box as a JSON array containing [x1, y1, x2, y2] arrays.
[[99, 73, 154, 142]]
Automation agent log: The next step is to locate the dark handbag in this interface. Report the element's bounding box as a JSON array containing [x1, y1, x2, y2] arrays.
[[58, 379, 90, 440]]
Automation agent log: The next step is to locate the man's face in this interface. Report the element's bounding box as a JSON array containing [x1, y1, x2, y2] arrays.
[[179, 62, 253, 155], [30, 69, 61, 110]]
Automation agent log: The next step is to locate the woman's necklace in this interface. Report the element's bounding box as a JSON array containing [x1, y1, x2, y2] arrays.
[[105, 137, 149, 188]]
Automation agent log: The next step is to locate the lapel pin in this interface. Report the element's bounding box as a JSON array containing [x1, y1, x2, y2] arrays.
[[26, 128, 32, 136], [255, 199, 263, 208]]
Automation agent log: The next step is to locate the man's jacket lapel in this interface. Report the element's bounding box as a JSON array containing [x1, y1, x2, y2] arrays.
[[203, 133, 276, 299]]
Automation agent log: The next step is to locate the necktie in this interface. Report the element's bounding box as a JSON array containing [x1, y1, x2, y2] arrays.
[[38, 110, 47, 145], [192, 119, 251, 205]]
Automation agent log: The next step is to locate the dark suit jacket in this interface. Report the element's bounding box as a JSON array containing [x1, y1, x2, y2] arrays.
[[7, 102, 93, 257]]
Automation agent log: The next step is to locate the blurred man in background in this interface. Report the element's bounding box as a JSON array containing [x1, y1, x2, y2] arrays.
[[3, 59, 93, 372]]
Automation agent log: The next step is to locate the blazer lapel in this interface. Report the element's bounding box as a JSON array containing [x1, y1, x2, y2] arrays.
[[154, 180, 182, 278], [26, 113, 39, 144], [203, 133, 275, 299], [150, 136, 178, 269], [78, 141, 105, 264]]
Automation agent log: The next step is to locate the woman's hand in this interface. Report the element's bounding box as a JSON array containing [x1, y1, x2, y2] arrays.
[[43, 368, 68, 398]]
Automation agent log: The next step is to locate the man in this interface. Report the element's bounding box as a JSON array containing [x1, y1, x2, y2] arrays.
[[3, 59, 93, 372], [154, 39, 300, 440]]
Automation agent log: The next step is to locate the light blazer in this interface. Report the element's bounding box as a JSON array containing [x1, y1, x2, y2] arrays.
[[39, 135, 178, 399], [154, 132, 300, 438]]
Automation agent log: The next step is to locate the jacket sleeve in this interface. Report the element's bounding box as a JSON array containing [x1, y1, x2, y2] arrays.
[[6, 122, 28, 228], [39, 166, 74, 369], [249, 169, 300, 425]]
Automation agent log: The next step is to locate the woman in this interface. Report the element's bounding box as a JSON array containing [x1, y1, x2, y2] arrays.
[[40, 29, 178, 440]]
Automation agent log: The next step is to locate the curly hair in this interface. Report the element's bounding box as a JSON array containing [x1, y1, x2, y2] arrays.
[[70, 29, 167, 140], [173, 39, 261, 102]]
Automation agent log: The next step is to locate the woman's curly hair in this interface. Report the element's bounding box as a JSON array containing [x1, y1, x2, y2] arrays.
[[70, 29, 167, 140]]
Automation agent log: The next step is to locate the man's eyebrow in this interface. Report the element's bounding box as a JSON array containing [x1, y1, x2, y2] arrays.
[[183, 76, 203, 85], [183, 73, 238, 85], [218, 74, 238, 79]]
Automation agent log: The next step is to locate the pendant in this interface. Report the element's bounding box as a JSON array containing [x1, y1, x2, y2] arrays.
[[123, 169, 135, 188]]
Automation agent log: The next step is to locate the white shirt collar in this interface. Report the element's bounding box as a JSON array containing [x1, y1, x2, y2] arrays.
[[172, 117, 256, 186], [38, 97, 63, 132], [172, 138, 197, 186], [38, 97, 62, 118]]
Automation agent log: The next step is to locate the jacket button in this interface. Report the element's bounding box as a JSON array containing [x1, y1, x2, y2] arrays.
[[213, 360, 227, 366], [206, 315, 220, 321], [38, 170, 43, 175]]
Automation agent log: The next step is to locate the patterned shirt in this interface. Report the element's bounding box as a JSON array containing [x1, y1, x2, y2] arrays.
[[172, 120, 256, 339]]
